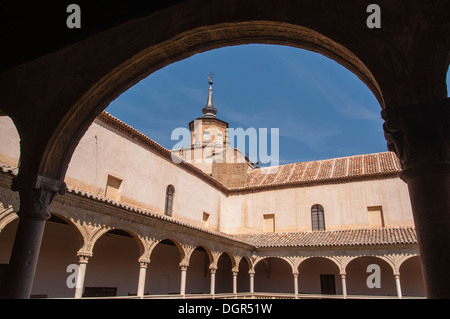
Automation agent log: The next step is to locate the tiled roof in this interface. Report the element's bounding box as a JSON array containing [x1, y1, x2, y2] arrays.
[[244, 152, 401, 189], [234, 227, 417, 248]]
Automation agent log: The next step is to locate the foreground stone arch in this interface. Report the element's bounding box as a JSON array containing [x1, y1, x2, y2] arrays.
[[0, 1, 449, 298]]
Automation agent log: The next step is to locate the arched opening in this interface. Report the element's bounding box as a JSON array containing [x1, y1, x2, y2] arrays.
[[0, 115, 20, 169], [345, 256, 396, 297], [186, 245, 212, 294], [146, 239, 183, 295], [83, 228, 140, 297], [1, 2, 446, 300], [399, 256, 426, 297], [215, 252, 234, 293], [31, 213, 81, 298], [237, 257, 250, 293], [298, 257, 341, 295], [37, 18, 385, 183], [254, 257, 293, 294]]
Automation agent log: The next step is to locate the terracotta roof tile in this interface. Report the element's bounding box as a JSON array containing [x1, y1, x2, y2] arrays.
[[234, 227, 417, 248], [243, 152, 401, 190]]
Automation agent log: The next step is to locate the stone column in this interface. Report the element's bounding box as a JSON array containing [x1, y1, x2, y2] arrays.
[[293, 272, 299, 298], [0, 175, 65, 299], [340, 274, 347, 299], [382, 98, 450, 298], [394, 274, 402, 299], [137, 260, 149, 298], [180, 264, 188, 296], [232, 270, 238, 295], [74, 255, 90, 299], [209, 267, 217, 296], [249, 270, 255, 294]]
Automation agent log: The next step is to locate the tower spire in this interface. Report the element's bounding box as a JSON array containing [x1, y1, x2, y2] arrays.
[[202, 75, 217, 118]]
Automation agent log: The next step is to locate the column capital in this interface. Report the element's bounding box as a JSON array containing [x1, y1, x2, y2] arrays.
[[209, 267, 217, 274], [12, 175, 66, 221], [381, 98, 450, 181], [78, 254, 90, 264], [180, 263, 189, 271]]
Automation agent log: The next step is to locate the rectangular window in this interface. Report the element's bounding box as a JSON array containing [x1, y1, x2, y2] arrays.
[[263, 214, 275, 233], [202, 212, 210, 228], [216, 133, 223, 145], [203, 131, 210, 143], [105, 175, 122, 201], [367, 206, 384, 228]]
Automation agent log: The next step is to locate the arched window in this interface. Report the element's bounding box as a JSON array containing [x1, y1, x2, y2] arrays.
[[165, 185, 175, 216], [311, 204, 325, 231]]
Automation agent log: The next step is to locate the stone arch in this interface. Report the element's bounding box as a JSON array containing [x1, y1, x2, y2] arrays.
[[46, 212, 84, 252], [345, 255, 397, 297], [186, 244, 214, 268], [297, 256, 342, 295], [30, 212, 83, 297], [399, 255, 425, 297], [145, 238, 186, 295], [75, 221, 145, 261], [254, 256, 297, 275], [27, 5, 402, 183], [0, 205, 17, 233], [148, 238, 186, 264], [185, 245, 215, 294], [214, 252, 236, 293], [236, 255, 252, 293], [254, 256, 296, 293], [82, 226, 142, 297], [2, 1, 449, 299], [0, 115, 20, 169]]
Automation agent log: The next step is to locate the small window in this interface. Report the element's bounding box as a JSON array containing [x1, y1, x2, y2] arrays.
[[203, 131, 210, 143], [216, 133, 223, 145], [263, 214, 275, 233], [105, 175, 122, 201], [367, 206, 384, 228], [164, 185, 175, 216], [202, 212, 210, 228], [311, 204, 325, 231]]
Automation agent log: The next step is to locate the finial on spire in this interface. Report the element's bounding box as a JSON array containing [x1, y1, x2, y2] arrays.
[[202, 73, 217, 118], [208, 71, 215, 85]]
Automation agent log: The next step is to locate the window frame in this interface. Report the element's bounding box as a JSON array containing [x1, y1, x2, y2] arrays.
[[311, 204, 325, 231], [164, 185, 175, 216]]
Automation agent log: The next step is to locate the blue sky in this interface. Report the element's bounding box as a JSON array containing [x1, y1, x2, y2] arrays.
[[106, 44, 450, 166]]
